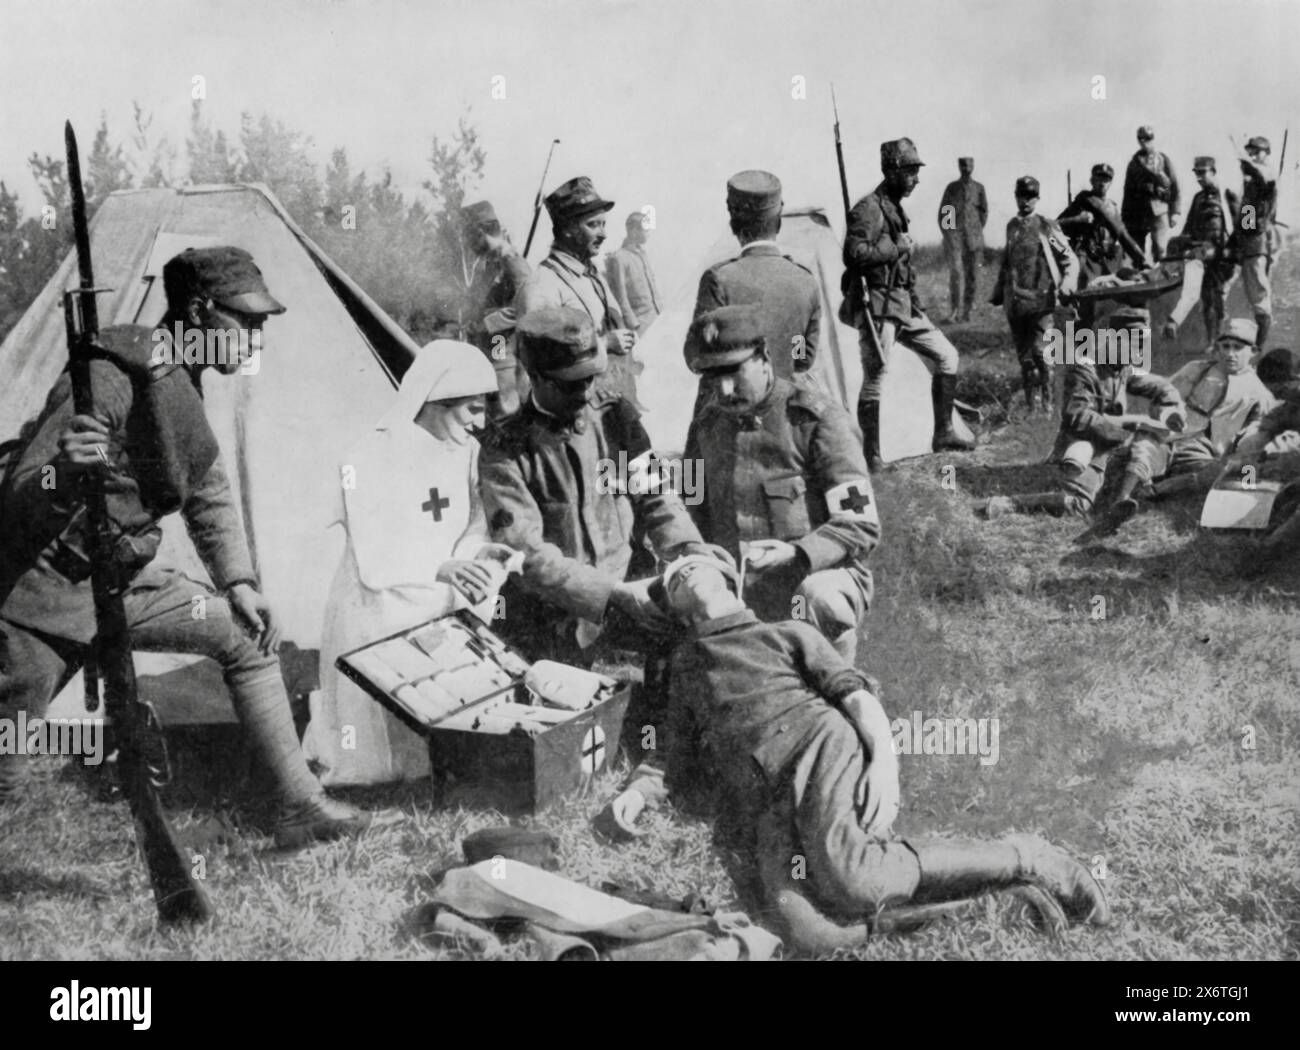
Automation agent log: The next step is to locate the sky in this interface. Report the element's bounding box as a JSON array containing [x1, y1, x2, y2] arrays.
[[2, 0, 1298, 298]]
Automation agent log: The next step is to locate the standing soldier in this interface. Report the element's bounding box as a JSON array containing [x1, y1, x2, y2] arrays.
[[937, 157, 988, 323], [461, 200, 531, 418], [1121, 125, 1181, 261], [990, 176, 1080, 414], [843, 138, 974, 471], [517, 177, 641, 408], [605, 211, 661, 334], [1160, 157, 1238, 345], [682, 305, 878, 663], [1231, 136, 1279, 348], [691, 170, 820, 381], [1057, 162, 1148, 324]]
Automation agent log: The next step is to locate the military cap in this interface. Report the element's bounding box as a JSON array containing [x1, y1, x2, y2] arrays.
[[1137, 125, 1155, 141], [1103, 306, 1151, 330], [1014, 175, 1040, 198], [1090, 163, 1114, 180], [1216, 318, 1258, 346], [1256, 347, 1299, 386], [1192, 156, 1216, 171], [684, 304, 767, 373], [726, 170, 783, 218], [461, 200, 500, 228], [661, 545, 741, 598], [516, 306, 607, 380], [881, 138, 924, 171], [163, 246, 285, 316], [626, 210, 648, 229], [958, 157, 974, 165], [544, 176, 615, 226], [1246, 136, 1271, 154]]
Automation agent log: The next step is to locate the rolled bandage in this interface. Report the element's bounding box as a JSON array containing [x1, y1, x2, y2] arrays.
[[1059, 440, 1095, 477], [408, 678, 462, 723], [345, 650, 408, 694], [373, 639, 439, 681], [524, 660, 616, 711]]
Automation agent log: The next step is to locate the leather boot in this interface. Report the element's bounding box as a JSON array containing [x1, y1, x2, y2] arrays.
[[1255, 312, 1272, 350], [857, 400, 884, 473], [226, 663, 402, 848], [931, 374, 976, 452]]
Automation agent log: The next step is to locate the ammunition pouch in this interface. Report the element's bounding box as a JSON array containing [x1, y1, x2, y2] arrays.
[[47, 510, 162, 587]]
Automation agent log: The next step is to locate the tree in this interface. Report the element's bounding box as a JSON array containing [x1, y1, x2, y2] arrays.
[[421, 110, 488, 334]]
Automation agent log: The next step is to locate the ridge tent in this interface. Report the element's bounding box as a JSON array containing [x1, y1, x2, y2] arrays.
[[1, 183, 419, 727], [632, 206, 965, 459]]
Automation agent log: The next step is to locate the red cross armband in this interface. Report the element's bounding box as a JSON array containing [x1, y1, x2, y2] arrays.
[[825, 478, 879, 526]]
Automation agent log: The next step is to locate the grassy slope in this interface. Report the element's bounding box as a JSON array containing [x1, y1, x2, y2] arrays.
[[2, 249, 1297, 961]]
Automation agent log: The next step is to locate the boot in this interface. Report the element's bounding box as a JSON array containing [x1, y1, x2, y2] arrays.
[[1089, 469, 1145, 539], [226, 663, 402, 848], [1038, 364, 1055, 414], [857, 400, 884, 473], [909, 835, 1109, 926], [931, 374, 975, 452], [1255, 312, 1272, 350]]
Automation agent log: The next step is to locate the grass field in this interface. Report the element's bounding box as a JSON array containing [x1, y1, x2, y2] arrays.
[[2, 248, 1297, 961]]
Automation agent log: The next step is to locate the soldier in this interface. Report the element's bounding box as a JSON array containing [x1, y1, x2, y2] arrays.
[[690, 170, 820, 382], [1121, 125, 1181, 262], [979, 308, 1183, 520], [1160, 157, 1239, 345], [598, 552, 1110, 953], [0, 248, 396, 846], [1231, 136, 1279, 348], [477, 306, 703, 668], [1083, 318, 1277, 539], [460, 200, 531, 418], [682, 305, 878, 663], [1256, 348, 1300, 401], [937, 157, 988, 323], [843, 138, 974, 472], [990, 176, 1080, 414], [1057, 162, 1148, 322], [516, 177, 641, 407], [605, 211, 661, 334]]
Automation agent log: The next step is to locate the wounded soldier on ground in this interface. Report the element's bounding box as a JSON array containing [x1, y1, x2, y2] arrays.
[[1080, 318, 1277, 540], [596, 548, 1110, 953], [979, 307, 1184, 521]]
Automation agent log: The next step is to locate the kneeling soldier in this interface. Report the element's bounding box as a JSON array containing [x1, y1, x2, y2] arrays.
[[683, 304, 877, 663]]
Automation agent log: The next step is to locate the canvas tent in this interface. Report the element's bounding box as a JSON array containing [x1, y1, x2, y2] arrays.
[[634, 206, 958, 460], [1, 183, 419, 722]]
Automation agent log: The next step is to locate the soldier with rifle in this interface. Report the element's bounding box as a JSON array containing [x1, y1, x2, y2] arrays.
[[1058, 162, 1148, 324], [0, 134, 399, 892]]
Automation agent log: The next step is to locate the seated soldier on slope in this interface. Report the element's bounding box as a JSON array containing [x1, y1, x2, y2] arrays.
[[1080, 318, 1277, 540], [978, 307, 1184, 521], [597, 548, 1110, 953]]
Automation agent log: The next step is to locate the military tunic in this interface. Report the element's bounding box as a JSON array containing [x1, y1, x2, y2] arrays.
[[684, 377, 877, 636], [477, 391, 702, 657], [691, 242, 820, 379], [991, 213, 1079, 375], [1057, 192, 1146, 281], [938, 177, 988, 318]]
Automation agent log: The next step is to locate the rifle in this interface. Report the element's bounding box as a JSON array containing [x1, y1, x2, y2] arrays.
[[1067, 169, 1072, 206], [831, 85, 885, 368], [522, 138, 560, 260], [63, 121, 213, 926]]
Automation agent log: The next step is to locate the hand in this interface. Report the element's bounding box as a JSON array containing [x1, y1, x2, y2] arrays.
[[56, 414, 113, 476], [436, 559, 496, 605], [857, 748, 900, 839], [609, 579, 675, 633], [743, 539, 798, 573], [594, 788, 647, 842], [605, 328, 637, 355], [1168, 212, 1180, 230], [227, 583, 282, 655], [1265, 430, 1300, 457]]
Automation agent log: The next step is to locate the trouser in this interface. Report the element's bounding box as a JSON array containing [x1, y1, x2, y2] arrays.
[[743, 565, 870, 656], [1008, 310, 1055, 371], [1122, 433, 1220, 490], [1199, 265, 1236, 342], [0, 570, 319, 803], [753, 714, 921, 919], [1241, 255, 1273, 319], [1125, 211, 1171, 262], [945, 247, 979, 316], [1057, 438, 1126, 515], [857, 313, 959, 405]]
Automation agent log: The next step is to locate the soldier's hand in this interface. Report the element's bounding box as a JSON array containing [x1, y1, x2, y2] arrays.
[[858, 747, 900, 839], [596, 788, 648, 842], [609, 579, 675, 634], [606, 329, 637, 355], [744, 539, 798, 573], [436, 559, 496, 605], [56, 414, 113, 475], [227, 583, 282, 654]]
